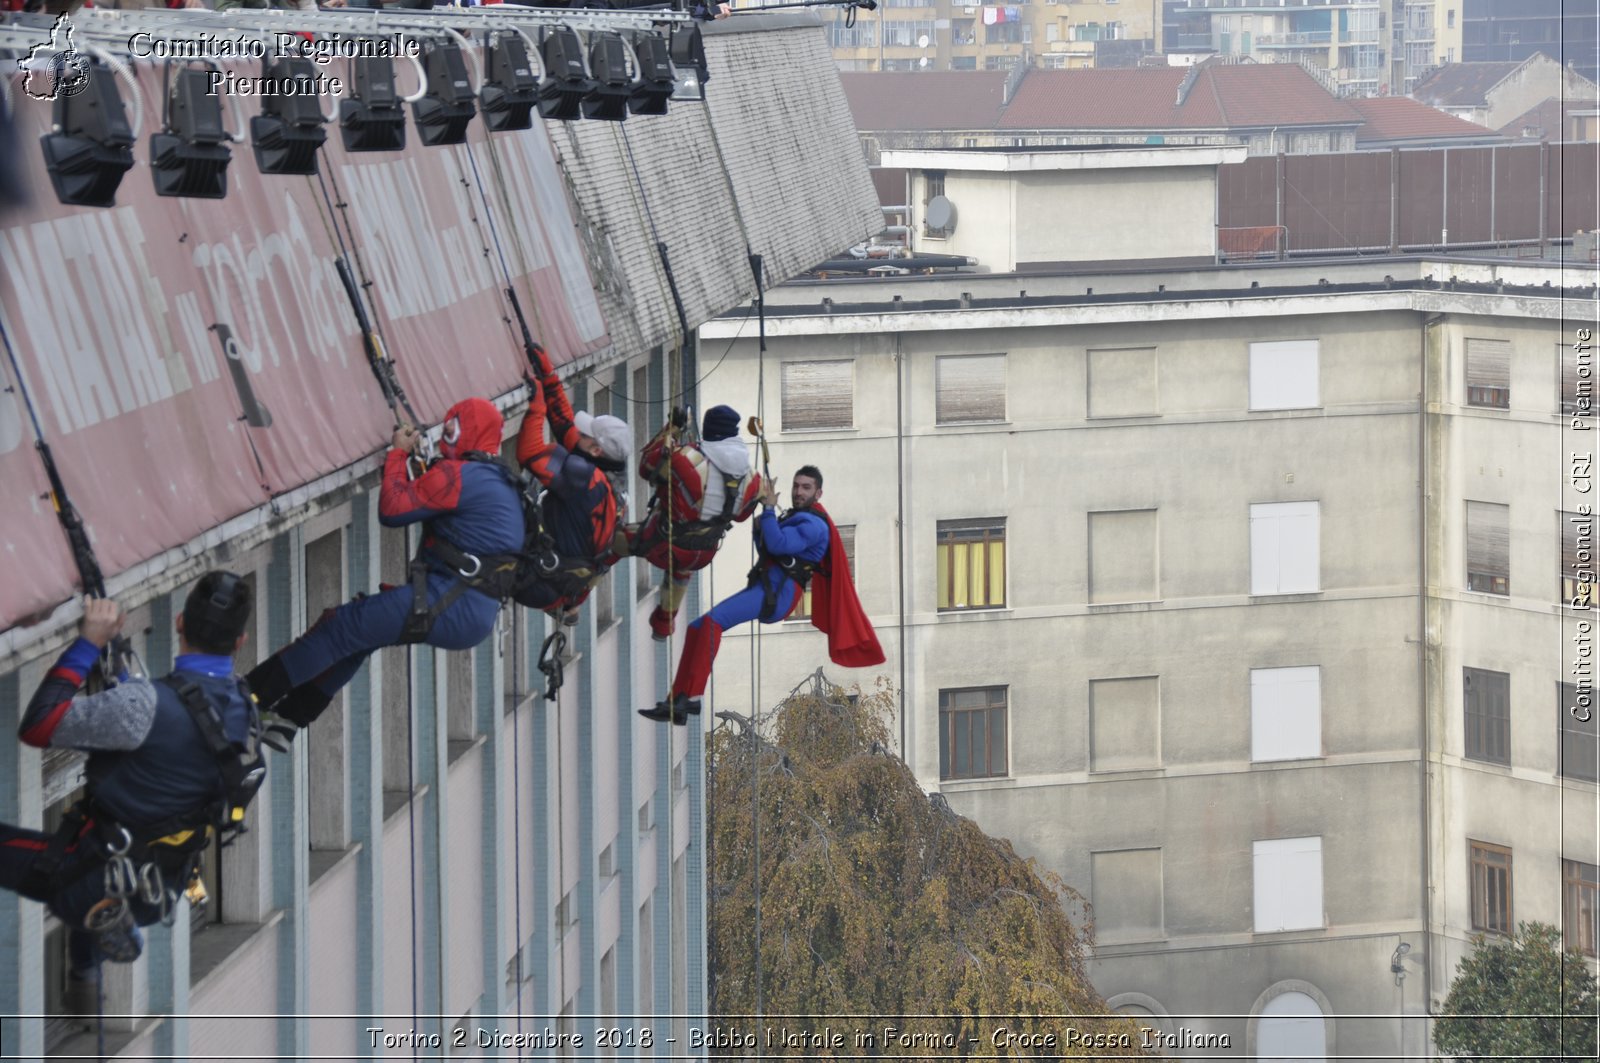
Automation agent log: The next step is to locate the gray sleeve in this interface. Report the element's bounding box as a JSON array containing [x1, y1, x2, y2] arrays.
[[49, 679, 159, 752]]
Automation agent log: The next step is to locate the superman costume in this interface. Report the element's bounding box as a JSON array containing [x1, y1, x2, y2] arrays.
[[641, 500, 883, 724]]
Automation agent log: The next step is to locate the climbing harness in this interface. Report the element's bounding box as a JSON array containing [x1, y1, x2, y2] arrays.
[[537, 630, 567, 704]]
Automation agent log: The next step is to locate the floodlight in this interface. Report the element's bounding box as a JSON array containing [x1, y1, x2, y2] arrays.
[[150, 67, 232, 199], [537, 26, 593, 122], [582, 33, 631, 122], [412, 42, 476, 146], [629, 34, 675, 116], [250, 57, 328, 176], [39, 62, 135, 208], [340, 55, 406, 152], [481, 34, 539, 132]]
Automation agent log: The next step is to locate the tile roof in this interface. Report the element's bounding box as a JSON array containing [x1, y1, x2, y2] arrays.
[[1412, 63, 1523, 108], [1348, 97, 1501, 143], [996, 63, 1362, 130], [842, 71, 1011, 131], [1497, 97, 1600, 138]]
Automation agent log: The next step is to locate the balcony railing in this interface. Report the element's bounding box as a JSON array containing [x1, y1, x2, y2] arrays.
[[1184, 0, 1376, 9], [1343, 29, 1380, 43], [1256, 31, 1334, 46]]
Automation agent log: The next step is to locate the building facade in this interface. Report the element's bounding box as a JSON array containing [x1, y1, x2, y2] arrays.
[[825, 0, 1158, 72], [693, 148, 1598, 1058], [0, 9, 881, 1057]]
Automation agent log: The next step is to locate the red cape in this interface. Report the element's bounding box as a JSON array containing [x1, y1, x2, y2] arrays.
[[807, 504, 886, 668]]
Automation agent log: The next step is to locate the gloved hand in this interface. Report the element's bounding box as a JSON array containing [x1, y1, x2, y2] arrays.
[[260, 713, 300, 755]]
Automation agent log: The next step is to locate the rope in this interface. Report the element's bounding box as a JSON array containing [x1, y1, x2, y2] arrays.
[[508, 607, 524, 1030], [404, 639, 419, 1056]]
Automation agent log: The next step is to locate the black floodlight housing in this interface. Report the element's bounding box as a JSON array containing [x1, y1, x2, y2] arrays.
[[537, 26, 593, 121], [629, 34, 675, 116], [150, 66, 232, 199], [39, 62, 135, 208], [669, 23, 709, 101], [340, 55, 406, 152], [249, 57, 328, 176], [412, 42, 477, 146], [481, 34, 539, 132], [582, 33, 632, 122]]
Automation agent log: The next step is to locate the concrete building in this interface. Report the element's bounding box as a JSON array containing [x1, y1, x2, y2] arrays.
[[0, 9, 879, 1057], [1460, 0, 1600, 84], [823, 0, 1158, 73], [843, 62, 1379, 162], [1413, 53, 1600, 130], [694, 145, 1598, 1058]]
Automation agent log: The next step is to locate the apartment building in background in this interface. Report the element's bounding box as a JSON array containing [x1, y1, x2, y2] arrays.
[[826, 0, 1158, 72], [694, 144, 1598, 1059]]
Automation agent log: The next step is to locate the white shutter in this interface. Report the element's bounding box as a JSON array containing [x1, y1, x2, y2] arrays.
[[936, 353, 1007, 424], [1253, 837, 1324, 932], [1249, 339, 1320, 411], [781, 360, 854, 431], [1251, 666, 1322, 761], [1251, 501, 1320, 595]]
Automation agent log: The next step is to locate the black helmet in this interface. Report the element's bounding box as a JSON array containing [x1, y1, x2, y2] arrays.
[[183, 571, 252, 655]]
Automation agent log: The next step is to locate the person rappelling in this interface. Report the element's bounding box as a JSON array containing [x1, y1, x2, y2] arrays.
[[513, 343, 632, 625], [640, 464, 884, 725], [0, 574, 262, 1006], [627, 404, 764, 641], [246, 399, 525, 747]]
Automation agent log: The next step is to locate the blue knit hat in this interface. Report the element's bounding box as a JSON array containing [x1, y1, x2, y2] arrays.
[[702, 405, 740, 442]]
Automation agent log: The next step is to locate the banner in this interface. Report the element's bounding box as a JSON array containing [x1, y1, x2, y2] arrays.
[[0, 62, 609, 632]]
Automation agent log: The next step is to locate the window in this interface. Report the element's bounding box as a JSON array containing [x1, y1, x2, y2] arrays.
[[1447, 9, 1455, 29], [1249, 340, 1320, 410], [1091, 849, 1163, 942], [1562, 511, 1595, 609], [1251, 666, 1322, 762], [882, 19, 936, 47], [939, 686, 1007, 780], [1560, 682, 1598, 782], [1465, 501, 1509, 596], [1465, 338, 1511, 408], [1089, 676, 1160, 771], [1563, 339, 1594, 416], [1463, 667, 1510, 765], [1086, 347, 1157, 418], [935, 354, 1006, 424], [780, 360, 853, 431], [1089, 509, 1159, 604], [1564, 859, 1599, 958], [1253, 836, 1324, 932], [924, 170, 945, 203], [1257, 991, 1328, 1061], [791, 524, 855, 620], [1469, 840, 1513, 935], [305, 529, 349, 854], [1249, 502, 1320, 595], [985, 21, 1028, 44], [937, 519, 1006, 611]]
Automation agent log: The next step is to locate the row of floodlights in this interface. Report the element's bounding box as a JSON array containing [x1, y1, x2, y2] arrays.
[[42, 25, 709, 207]]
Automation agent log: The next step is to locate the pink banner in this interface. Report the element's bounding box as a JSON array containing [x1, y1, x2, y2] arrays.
[[0, 64, 609, 632]]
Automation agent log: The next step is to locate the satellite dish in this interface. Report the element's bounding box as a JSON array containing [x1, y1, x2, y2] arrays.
[[919, 56, 930, 68], [917, 34, 931, 49], [926, 195, 956, 233]]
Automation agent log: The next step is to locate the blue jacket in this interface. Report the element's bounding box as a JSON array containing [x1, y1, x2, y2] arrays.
[[22, 642, 257, 830]]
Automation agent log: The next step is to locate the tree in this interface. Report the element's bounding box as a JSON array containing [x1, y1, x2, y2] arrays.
[[708, 674, 1150, 1059], [1433, 921, 1598, 1061]]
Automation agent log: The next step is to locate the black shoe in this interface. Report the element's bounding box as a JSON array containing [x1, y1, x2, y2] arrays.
[[637, 694, 700, 725]]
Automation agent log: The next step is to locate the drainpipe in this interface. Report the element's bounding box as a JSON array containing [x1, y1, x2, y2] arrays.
[[1418, 311, 1443, 1051], [896, 331, 908, 759]]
